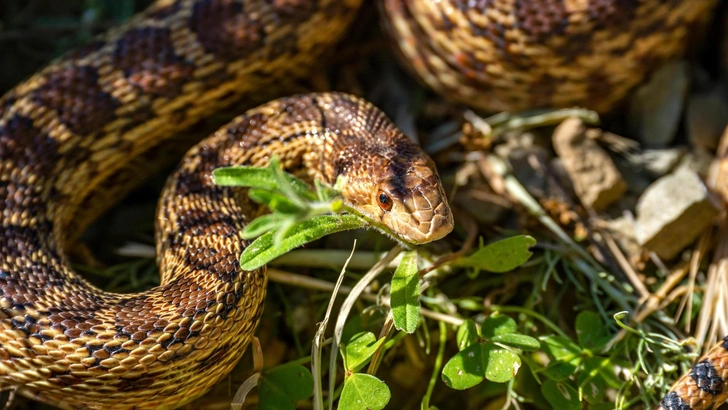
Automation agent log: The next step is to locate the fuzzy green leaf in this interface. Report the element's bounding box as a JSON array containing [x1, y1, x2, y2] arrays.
[[339, 373, 391, 410], [239, 214, 366, 270], [456, 235, 536, 273], [248, 189, 303, 214], [491, 333, 541, 351], [212, 166, 315, 200], [258, 363, 313, 410], [241, 213, 287, 240], [442, 344, 485, 390], [390, 250, 420, 333], [343, 332, 385, 373]]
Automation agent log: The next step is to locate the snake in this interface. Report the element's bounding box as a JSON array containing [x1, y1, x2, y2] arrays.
[[0, 0, 724, 409]]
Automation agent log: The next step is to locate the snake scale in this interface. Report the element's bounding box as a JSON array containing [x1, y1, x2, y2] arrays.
[[0, 0, 724, 409]]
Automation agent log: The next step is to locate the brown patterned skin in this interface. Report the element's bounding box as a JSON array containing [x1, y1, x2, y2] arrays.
[[0, 0, 724, 409], [0, 1, 374, 408], [381, 0, 718, 113], [0, 0, 456, 407], [659, 337, 728, 410]]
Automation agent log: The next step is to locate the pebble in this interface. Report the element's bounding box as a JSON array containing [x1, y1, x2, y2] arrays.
[[631, 148, 686, 177], [675, 147, 715, 177], [634, 168, 721, 260], [552, 118, 627, 211], [628, 62, 690, 148]]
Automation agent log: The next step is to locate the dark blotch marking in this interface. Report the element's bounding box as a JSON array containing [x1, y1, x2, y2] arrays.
[[586, 0, 638, 31], [0, 115, 57, 174], [722, 335, 728, 351], [690, 360, 724, 395], [189, 0, 264, 62], [659, 391, 691, 410], [189, 0, 319, 62], [34, 66, 119, 136], [113, 27, 194, 98], [513, 0, 568, 40]]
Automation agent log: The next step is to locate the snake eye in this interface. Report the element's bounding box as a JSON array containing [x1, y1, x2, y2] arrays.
[[377, 190, 393, 211]]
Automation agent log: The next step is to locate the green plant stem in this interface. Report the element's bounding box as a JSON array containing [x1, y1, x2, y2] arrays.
[[465, 108, 600, 138], [421, 320, 447, 410], [489, 305, 570, 340], [328, 245, 403, 410]]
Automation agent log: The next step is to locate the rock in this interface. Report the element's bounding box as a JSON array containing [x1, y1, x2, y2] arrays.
[[675, 147, 715, 177], [635, 169, 722, 260], [633, 148, 687, 177], [629, 62, 690, 148], [606, 216, 643, 262], [552, 118, 627, 211], [686, 88, 728, 151]]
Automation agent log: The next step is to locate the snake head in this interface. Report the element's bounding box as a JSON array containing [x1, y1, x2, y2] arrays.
[[338, 150, 453, 245], [375, 159, 453, 244]]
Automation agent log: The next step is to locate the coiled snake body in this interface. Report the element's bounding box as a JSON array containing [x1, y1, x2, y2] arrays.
[[0, 0, 722, 409]]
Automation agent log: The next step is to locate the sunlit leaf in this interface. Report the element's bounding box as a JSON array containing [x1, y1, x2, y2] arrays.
[[442, 341, 522, 389], [239, 214, 366, 270], [456, 235, 536, 273], [212, 165, 315, 200], [343, 332, 385, 373], [390, 251, 420, 333], [492, 333, 540, 351], [339, 374, 391, 410], [481, 314, 516, 338]]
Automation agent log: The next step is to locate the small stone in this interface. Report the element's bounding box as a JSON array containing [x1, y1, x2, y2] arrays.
[[635, 169, 721, 260], [632, 148, 687, 177], [686, 88, 728, 151], [605, 216, 643, 263], [552, 118, 627, 211], [675, 147, 715, 177], [629, 62, 690, 148]]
